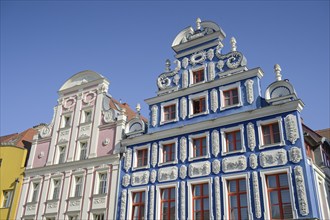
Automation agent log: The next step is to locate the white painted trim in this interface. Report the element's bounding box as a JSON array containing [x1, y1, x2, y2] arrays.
[[160, 99, 179, 125], [188, 131, 210, 161], [132, 144, 151, 171], [158, 138, 178, 166], [220, 124, 245, 156], [221, 172, 253, 220], [219, 82, 242, 111], [127, 186, 149, 220], [80, 107, 93, 124], [188, 91, 209, 118], [315, 172, 330, 219], [155, 182, 180, 220], [93, 170, 108, 195], [257, 116, 285, 149], [259, 167, 298, 219], [188, 64, 207, 87]]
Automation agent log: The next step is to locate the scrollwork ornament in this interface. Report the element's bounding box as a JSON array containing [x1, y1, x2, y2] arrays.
[[39, 126, 52, 138], [212, 130, 220, 157], [182, 57, 189, 69], [180, 165, 187, 179], [150, 170, 157, 183], [122, 174, 130, 187], [211, 89, 218, 113], [190, 51, 206, 66], [103, 110, 114, 123], [285, 114, 299, 144], [207, 49, 214, 61], [249, 153, 258, 169], [215, 177, 221, 220], [289, 146, 302, 163], [149, 186, 155, 220], [208, 62, 215, 81], [120, 190, 127, 220], [151, 105, 158, 127], [180, 97, 187, 119], [181, 181, 186, 220], [252, 172, 262, 218], [247, 123, 256, 151], [124, 149, 132, 172], [151, 143, 158, 167], [158, 166, 178, 182], [189, 161, 211, 178], [180, 137, 187, 162], [212, 159, 221, 174], [217, 60, 225, 72], [294, 166, 309, 215], [131, 171, 149, 186], [222, 155, 247, 173], [244, 79, 254, 104], [182, 70, 188, 88]]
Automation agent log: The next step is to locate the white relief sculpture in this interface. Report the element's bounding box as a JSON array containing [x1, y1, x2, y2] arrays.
[[259, 149, 288, 168], [285, 114, 299, 144], [182, 70, 188, 88], [245, 79, 254, 104], [149, 186, 155, 220], [294, 166, 309, 216], [122, 174, 130, 187], [189, 161, 211, 178], [173, 74, 180, 85], [102, 138, 110, 146], [124, 149, 132, 172], [247, 123, 256, 151], [182, 57, 189, 69], [63, 96, 76, 110], [131, 171, 150, 186], [93, 197, 106, 204], [252, 172, 262, 218], [180, 165, 187, 179], [151, 143, 158, 167], [190, 51, 206, 66], [180, 137, 187, 162], [47, 202, 58, 209], [38, 151, 44, 159], [249, 153, 258, 169], [217, 60, 225, 72], [158, 166, 178, 182], [180, 97, 187, 119], [69, 200, 80, 207], [39, 126, 52, 138], [208, 62, 215, 81], [150, 170, 157, 183], [97, 84, 107, 94], [222, 155, 247, 173], [210, 89, 219, 113], [212, 130, 220, 156], [212, 159, 221, 174], [82, 91, 96, 105], [151, 105, 158, 127], [215, 177, 221, 220], [120, 190, 127, 220], [181, 181, 185, 220], [289, 147, 302, 163], [207, 49, 214, 61], [103, 110, 114, 123]]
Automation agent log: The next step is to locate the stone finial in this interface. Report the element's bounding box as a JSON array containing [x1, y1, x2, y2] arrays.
[[230, 37, 237, 52], [165, 59, 171, 72], [136, 103, 141, 114], [274, 64, 282, 81], [196, 18, 201, 30]]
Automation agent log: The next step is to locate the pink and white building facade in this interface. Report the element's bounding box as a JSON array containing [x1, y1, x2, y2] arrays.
[[16, 70, 130, 220]]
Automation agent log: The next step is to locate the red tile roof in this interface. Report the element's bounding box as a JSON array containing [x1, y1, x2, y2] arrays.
[[109, 97, 148, 122], [316, 128, 330, 140], [0, 128, 36, 148]]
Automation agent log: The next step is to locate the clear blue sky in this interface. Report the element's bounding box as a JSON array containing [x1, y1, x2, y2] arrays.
[[1, 1, 329, 135]]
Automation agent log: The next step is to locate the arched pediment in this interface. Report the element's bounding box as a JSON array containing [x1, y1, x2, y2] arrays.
[[59, 70, 105, 91]]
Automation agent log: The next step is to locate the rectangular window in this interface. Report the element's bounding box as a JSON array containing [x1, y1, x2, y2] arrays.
[[52, 180, 61, 200], [58, 146, 66, 164], [98, 173, 107, 194], [163, 143, 175, 163], [193, 98, 206, 115], [227, 179, 248, 220], [193, 69, 205, 84], [63, 115, 71, 128], [137, 149, 148, 167], [2, 190, 13, 208], [68, 215, 79, 220], [132, 191, 145, 220], [192, 183, 209, 220], [223, 88, 239, 107], [93, 213, 105, 220], [84, 110, 92, 123], [262, 123, 280, 145], [193, 137, 207, 158], [164, 105, 176, 121], [226, 130, 242, 152], [160, 187, 175, 220], [80, 142, 87, 160], [304, 142, 314, 162], [31, 182, 39, 202], [266, 173, 293, 220], [74, 177, 83, 197]]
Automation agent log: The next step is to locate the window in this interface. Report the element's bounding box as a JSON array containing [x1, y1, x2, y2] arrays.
[[266, 173, 293, 220], [2, 190, 13, 208], [31, 182, 40, 202], [221, 125, 245, 155], [257, 117, 284, 149], [131, 191, 145, 220], [304, 142, 314, 162], [188, 91, 209, 118], [193, 98, 206, 115], [164, 105, 176, 121], [62, 115, 71, 128], [58, 146, 66, 164], [189, 66, 206, 86], [68, 215, 79, 220], [188, 132, 210, 161], [159, 139, 178, 166], [193, 69, 205, 84], [52, 179, 61, 200], [137, 149, 148, 167], [133, 145, 150, 170], [98, 173, 107, 194], [94, 213, 105, 220], [79, 142, 87, 160], [160, 187, 175, 220], [226, 130, 242, 152], [193, 137, 207, 158], [160, 99, 178, 124], [227, 179, 248, 220], [83, 110, 92, 123], [223, 88, 239, 107], [192, 183, 209, 220], [74, 176, 83, 197], [220, 82, 242, 110], [163, 143, 175, 163]]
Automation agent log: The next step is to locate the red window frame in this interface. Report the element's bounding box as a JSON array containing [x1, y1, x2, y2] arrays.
[[137, 149, 148, 167], [226, 130, 242, 152], [266, 173, 293, 220], [131, 191, 145, 220], [223, 88, 239, 107], [193, 97, 206, 114], [164, 104, 176, 121], [160, 187, 176, 220], [227, 178, 248, 220], [193, 136, 207, 157], [192, 183, 209, 220], [163, 143, 175, 163], [304, 142, 315, 162], [193, 69, 205, 84], [262, 122, 280, 145]]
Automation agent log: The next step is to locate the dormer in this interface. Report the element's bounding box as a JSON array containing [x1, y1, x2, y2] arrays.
[[125, 104, 147, 137]]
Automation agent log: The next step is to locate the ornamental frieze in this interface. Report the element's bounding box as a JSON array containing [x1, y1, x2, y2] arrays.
[[246, 122, 256, 151], [124, 149, 132, 172], [131, 171, 149, 186], [179, 165, 187, 179], [150, 170, 157, 183], [245, 79, 254, 104], [211, 89, 219, 113], [294, 166, 309, 216], [122, 174, 130, 187], [151, 105, 158, 127], [285, 114, 299, 144], [222, 155, 247, 173], [259, 149, 287, 168], [180, 137, 187, 162], [249, 153, 258, 169], [151, 143, 158, 167], [252, 172, 262, 218], [212, 130, 220, 157], [120, 190, 127, 220], [180, 181, 186, 219], [212, 159, 221, 174], [188, 161, 211, 178], [158, 166, 178, 182], [214, 176, 221, 220], [180, 97, 187, 120], [289, 147, 302, 163]]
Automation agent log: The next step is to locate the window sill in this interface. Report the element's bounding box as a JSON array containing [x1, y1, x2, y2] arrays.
[[160, 118, 178, 125], [132, 165, 150, 171], [188, 110, 209, 118], [158, 160, 178, 167], [259, 141, 285, 150], [221, 149, 245, 156], [189, 80, 206, 87], [220, 103, 242, 111], [188, 154, 210, 162]]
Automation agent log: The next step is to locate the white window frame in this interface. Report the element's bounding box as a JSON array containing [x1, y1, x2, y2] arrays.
[[158, 138, 178, 166], [93, 212, 105, 220], [188, 91, 209, 118], [219, 82, 242, 111], [257, 116, 285, 149], [187, 177, 213, 220], [160, 99, 179, 125], [188, 131, 210, 161], [132, 144, 151, 171], [81, 108, 93, 124], [221, 172, 253, 220], [220, 124, 245, 156], [2, 190, 13, 208], [189, 64, 207, 87], [61, 113, 72, 128], [127, 185, 149, 220], [155, 182, 179, 220], [30, 181, 40, 202], [67, 214, 79, 220], [259, 167, 298, 219], [72, 175, 83, 198], [96, 172, 108, 195], [78, 141, 88, 160], [57, 145, 66, 164], [50, 178, 61, 200], [315, 172, 330, 219]]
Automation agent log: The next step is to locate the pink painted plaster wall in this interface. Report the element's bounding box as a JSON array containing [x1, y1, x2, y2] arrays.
[[33, 141, 50, 168], [97, 127, 116, 156]]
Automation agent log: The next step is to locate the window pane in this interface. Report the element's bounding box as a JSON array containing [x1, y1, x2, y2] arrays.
[[162, 189, 168, 200], [133, 193, 140, 203], [132, 206, 139, 219], [239, 179, 246, 191], [267, 175, 277, 188], [240, 208, 248, 220], [230, 196, 237, 208], [281, 190, 291, 203], [230, 208, 238, 220], [141, 192, 145, 201], [203, 210, 210, 220], [228, 180, 237, 192], [271, 205, 281, 219], [170, 188, 175, 199], [194, 199, 201, 211], [162, 202, 168, 218], [203, 184, 208, 195], [195, 211, 202, 220], [279, 174, 288, 187], [240, 194, 247, 207], [270, 191, 279, 205], [203, 198, 209, 210], [233, 96, 239, 105], [283, 204, 293, 218]]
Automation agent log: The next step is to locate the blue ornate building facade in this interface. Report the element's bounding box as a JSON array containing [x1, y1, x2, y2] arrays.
[[116, 19, 330, 220]]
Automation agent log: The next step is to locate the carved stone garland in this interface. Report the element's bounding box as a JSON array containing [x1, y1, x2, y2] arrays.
[[252, 172, 262, 218], [180, 165, 187, 179], [212, 159, 221, 174], [211, 89, 219, 113], [247, 123, 256, 151], [285, 114, 299, 144], [149, 186, 155, 220], [215, 176, 221, 220], [294, 166, 309, 216], [151, 143, 157, 167], [249, 153, 258, 169], [180, 137, 187, 162], [150, 170, 157, 183], [244, 79, 254, 104], [181, 181, 186, 220], [180, 97, 187, 120], [120, 190, 127, 220], [182, 70, 188, 89], [151, 105, 158, 127], [289, 147, 302, 163], [124, 149, 132, 172], [212, 130, 220, 157], [208, 62, 215, 81]]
